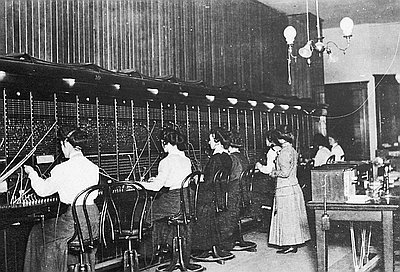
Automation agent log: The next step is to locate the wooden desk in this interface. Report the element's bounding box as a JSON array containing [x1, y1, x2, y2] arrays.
[[307, 201, 399, 272]]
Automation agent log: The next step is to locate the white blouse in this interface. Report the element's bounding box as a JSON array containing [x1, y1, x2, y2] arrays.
[[314, 146, 331, 167], [258, 146, 281, 175], [140, 150, 191, 191], [331, 143, 345, 161], [28, 151, 99, 205]]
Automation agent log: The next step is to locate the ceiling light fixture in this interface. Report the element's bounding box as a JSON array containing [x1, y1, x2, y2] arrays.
[[227, 97, 238, 105], [263, 102, 275, 110], [0, 71, 6, 81], [283, 26, 297, 85], [395, 74, 400, 84], [63, 78, 75, 87], [248, 100, 257, 107], [205, 95, 215, 102], [147, 88, 159, 95], [283, 0, 354, 74], [294, 105, 302, 110], [280, 104, 290, 111]]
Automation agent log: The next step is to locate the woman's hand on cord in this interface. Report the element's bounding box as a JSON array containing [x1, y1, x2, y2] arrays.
[[23, 165, 36, 175]]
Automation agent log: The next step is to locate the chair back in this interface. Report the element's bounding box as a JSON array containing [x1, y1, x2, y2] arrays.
[[179, 171, 201, 225], [238, 165, 255, 211], [68, 183, 107, 254], [106, 181, 148, 244], [212, 168, 230, 213], [326, 155, 335, 164]]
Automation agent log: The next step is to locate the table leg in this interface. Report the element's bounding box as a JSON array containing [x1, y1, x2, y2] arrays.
[[315, 210, 327, 272], [382, 210, 394, 272]]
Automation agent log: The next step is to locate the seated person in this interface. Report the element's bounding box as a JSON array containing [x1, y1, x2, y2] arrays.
[[313, 133, 331, 167], [138, 127, 192, 256], [23, 127, 100, 272], [227, 130, 249, 246], [191, 127, 232, 256], [328, 134, 345, 162]]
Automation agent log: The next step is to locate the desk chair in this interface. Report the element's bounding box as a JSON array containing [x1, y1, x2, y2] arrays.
[[156, 171, 205, 272], [109, 181, 150, 272], [232, 165, 257, 252], [67, 184, 106, 272], [326, 155, 335, 164], [191, 168, 235, 264], [68, 182, 150, 272]]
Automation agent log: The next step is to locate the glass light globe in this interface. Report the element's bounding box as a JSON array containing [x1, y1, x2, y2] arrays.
[[283, 26, 297, 45], [263, 102, 275, 110], [299, 41, 313, 58], [314, 40, 325, 53], [395, 74, 400, 84], [0, 71, 5, 81], [227, 97, 238, 105], [340, 17, 354, 37], [280, 104, 290, 111]]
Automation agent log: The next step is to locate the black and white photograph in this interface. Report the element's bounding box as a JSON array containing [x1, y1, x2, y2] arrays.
[[0, 0, 399, 271]]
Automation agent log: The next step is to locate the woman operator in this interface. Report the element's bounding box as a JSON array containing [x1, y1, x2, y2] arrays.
[[23, 127, 100, 272], [138, 127, 192, 258], [191, 127, 233, 257]]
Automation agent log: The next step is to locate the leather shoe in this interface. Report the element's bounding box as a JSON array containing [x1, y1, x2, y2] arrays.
[[276, 246, 297, 254]]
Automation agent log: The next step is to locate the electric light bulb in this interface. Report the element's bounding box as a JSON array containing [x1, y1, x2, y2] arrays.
[[340, 17, 354, 37], [299, 41, 313, 58], [283, 26, 297, 45]]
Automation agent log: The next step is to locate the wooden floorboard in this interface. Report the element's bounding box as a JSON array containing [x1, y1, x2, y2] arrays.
[[103, 230, 400, 272]]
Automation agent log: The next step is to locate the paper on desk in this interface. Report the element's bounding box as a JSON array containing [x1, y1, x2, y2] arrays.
[[346, 195, 371, 204]]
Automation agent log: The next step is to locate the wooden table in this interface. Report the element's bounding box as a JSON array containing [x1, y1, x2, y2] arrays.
[[307, 201, 399, 272]]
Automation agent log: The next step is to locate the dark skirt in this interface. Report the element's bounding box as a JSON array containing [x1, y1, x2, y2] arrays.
[[151, 189, 181, 222], [151, 189, 184, 251], [191, 179, 240, 252], [24, 205, 100, 272]]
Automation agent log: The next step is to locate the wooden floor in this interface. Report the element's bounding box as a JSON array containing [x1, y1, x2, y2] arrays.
[[140, 231, 354, 272], [95, 210, 400, 272], [103, 228, 400, 272]]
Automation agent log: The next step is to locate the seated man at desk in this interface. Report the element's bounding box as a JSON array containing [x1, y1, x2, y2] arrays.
[[23, 127, 100, 272], [138, 127, 192, 257]]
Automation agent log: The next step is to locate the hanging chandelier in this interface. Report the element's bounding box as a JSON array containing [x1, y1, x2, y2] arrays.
[[283, 0, 354, 84]]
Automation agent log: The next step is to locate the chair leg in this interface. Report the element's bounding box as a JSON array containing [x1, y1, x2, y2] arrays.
[[168, 236, 180, 271], [177, 236, 186, 270], [68, 252, 93, 272], [123, 249, 139, 272], [157, 231, 204, 272], [69, 263, 91, 272], [232, 221, 257, 252]]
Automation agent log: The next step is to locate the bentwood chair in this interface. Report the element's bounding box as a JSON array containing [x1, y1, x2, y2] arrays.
[[156, 171, 205, 272], [191, 168, 235, 264], [108, 181, 150, 272], [67, 183, 106, 272], [326, 155, 335, 164], [231, 165, 257, 252], [68, 181, 150, 272]]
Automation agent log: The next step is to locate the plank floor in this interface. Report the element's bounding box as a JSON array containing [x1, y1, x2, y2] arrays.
[[103, 225, 400, 272]]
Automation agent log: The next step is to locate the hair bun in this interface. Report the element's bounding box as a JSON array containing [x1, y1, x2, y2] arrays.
[[160, 127, 187, 150]]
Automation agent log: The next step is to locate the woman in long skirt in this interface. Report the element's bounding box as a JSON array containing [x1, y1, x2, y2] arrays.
[[269, 125, 310, 254], [191, 127, 232, 256]]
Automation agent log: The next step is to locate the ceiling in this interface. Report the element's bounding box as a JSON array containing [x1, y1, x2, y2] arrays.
[[258, 0, 400, 28]]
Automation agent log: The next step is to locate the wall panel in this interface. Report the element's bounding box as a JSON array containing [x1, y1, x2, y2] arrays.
[[0, 0, 318, 98]]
